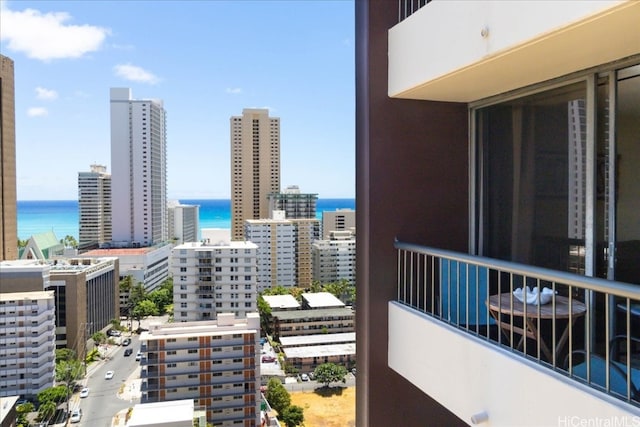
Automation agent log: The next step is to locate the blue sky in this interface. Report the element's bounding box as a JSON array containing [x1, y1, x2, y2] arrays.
[[0, 0, 355, 200]]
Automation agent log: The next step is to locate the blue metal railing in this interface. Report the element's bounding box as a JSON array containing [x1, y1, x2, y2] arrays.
[[395, 239, 640, 406]]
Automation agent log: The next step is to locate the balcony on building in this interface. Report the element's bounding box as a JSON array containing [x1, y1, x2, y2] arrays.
[[390, 241, 640, 424], [390, 1, 640, 103]]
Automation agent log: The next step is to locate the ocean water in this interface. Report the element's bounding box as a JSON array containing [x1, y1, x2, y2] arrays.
[[17, 198, 355, 241]]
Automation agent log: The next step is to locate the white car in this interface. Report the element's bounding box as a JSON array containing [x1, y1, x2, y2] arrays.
[[135, 351, 142, 361], [104, 370, 114, 380], [301, 373, 310, 382], [70, 408, 82, 423], [79, 387, 89, 398]]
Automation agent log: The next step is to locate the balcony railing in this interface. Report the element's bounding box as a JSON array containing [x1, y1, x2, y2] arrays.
[[395, 239, 640, 406], [397, 0, 432, 23]]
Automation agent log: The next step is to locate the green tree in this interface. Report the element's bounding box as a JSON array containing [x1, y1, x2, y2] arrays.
[[280, 405, 304, 427], [313, 362, 348, 388], [60, 235, 78, 248], [132, 299, 159, 330], [309, 281, 324, 293], [148, 287, 172, 314], [16, 401, 35, 427], [37, 385, 68, 406], [257, 294, 273, 336], [265, 378, 291, 415], [17, 238, 28, 249], [322, 279, 355, 304], [262, 285, 289, 296], [36, 401, 57, 422], [55, 348, 76, 362], [92, 331, 107, 345]]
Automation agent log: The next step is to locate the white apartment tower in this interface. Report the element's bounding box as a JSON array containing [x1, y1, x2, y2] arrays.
[[171, 241, 258, 321], [0, 291, 56, 399], [78, 164, 112, 250], [245, 217, 295, 291], [139, 313, 261, 426], [168, 201, 200, 244], [110, 88, 168, 247], [312, 230, 356, 286], [230, 109, 280, 241], [245, 215, 320, 291]]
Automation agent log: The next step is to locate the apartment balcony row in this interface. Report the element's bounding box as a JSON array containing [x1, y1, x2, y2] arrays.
[[390, 0, 640, 102], [141, 379, 256, 393], [391, 240, 640, 425], [141, 363, 255, 378], [142, 352, 255, 367]]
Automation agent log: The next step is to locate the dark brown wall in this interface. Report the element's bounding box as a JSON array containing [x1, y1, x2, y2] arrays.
[[356, 1, 469, 426]]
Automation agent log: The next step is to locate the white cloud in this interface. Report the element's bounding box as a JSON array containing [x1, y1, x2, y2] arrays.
[[226, 87, 243, 94], [113, 64, 160, 85], [35, 87, 58, 100], [0, 4, 110, 61], [27, 107, 48, 117]]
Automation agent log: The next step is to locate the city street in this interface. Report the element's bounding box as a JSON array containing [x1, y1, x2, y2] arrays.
[[68, 334, 142, 427]]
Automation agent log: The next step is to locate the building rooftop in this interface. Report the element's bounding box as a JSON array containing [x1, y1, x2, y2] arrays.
[[280, 332, 355, 347], [126, 399, 195, 427], [283, 342, 356, 359], [0, 290, 53, 301], [262, 294, 300, 310], [301, 292, 345, 308]]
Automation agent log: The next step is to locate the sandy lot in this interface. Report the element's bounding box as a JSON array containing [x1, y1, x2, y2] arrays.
[[290, 386, 356, 427]]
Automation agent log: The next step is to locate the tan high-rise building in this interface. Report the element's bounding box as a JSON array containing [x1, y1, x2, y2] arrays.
[[230, 108, 280, 241], [0, 54, 17, 261]]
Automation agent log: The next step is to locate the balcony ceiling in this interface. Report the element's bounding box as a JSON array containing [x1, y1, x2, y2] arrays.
[[390, 1, 640, 103]]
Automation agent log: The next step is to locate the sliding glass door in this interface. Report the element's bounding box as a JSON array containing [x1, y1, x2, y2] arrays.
[[474, 62, 640, 286]]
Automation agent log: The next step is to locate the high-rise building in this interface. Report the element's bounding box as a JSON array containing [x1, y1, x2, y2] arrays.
[[139, 313, 261, 426], [78, 164, 112, 250], [171, 240, 258, 321], [321, 209, 355, 239], [167, 201, 200, 244], [230, 108, 280, 241], [110, 88, 167, 247], [245, 215, 320, 291], [312, 230, 356, 286], [356, 1, 640, 425], [267, 185, 317, 219], [0, 54, 17, 261], [0, 291, 56, 400]]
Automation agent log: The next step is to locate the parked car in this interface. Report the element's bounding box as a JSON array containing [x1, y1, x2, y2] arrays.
[[301, 373, 309, 382], [105, 370, 114, 380], [70, 408, 82, 423], [79, 387, 89, 398], [135, 351, 142, 361], [124, 348, 133, 357], [122, 338, 131, 346], [261, 355, 276, 363], [108, 329, 121, 337]]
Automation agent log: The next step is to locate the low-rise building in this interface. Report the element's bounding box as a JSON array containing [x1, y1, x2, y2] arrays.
[[140, 313, 261, 426], [81, 243, 171, 314], [271, 307, 355, 339], [261, 295, 300, 311], [0, 291, 56, 400]]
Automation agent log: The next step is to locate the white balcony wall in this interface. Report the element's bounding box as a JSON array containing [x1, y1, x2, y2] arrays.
[[389, 0, 640, 102], [388, 302, 639, 426]]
